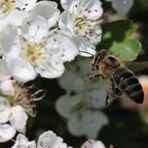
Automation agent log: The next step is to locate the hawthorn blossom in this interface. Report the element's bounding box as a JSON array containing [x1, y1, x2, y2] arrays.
[[56, 94, 108, 139], [0, 80, 45, 142], [59, 0, 103, 56], [57, 58, 109, 139], [0, 96, 28, 142], [11, 134, 36, 148], [0, 0, 37, 31], [105, 0, 134, 16], [0, 11, 78, 82], [81, 140, 106, 148], [12, 131, 72, 148]]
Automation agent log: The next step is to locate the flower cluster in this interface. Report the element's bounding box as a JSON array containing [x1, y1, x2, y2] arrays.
[[0, 0, 137, 146], [0, 0, 103, 82], [0, 0, 104, 144], [56, 58, 109, 139], [11, 130, 106, 148], [0, 77, 45, 142]]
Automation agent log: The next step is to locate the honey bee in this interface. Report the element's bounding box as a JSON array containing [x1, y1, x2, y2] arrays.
[[84, 49, 144, 104]]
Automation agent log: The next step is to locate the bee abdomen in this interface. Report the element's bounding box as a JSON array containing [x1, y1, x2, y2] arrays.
[[113, 68, 144, 103]]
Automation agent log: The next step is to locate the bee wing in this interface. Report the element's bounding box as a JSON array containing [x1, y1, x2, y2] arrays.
[[125, 61, 148, 73]]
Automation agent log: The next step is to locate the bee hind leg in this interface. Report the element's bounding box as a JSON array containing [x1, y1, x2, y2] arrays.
[[105, 86, 122, 106], [105, 95, 110, 105], [84, 74, 104, 83]]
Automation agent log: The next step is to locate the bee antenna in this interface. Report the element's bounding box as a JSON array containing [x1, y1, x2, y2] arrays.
[[79, 50, 94, 57]]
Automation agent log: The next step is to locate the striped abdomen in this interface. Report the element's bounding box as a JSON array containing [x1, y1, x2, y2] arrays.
[[113, 68, 144, 103]]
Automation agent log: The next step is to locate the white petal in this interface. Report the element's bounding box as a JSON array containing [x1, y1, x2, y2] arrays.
[[81, 140, 106, 148], [112, 0, 134, 16], [36, 58, 65, 79], [0, 59, 11, 75], [74, 37, 96, 57], [11, 134, 36, 148], [56, 94, 83, 119], [36, 30, 78, 79], [31, 1, 60, 28], [80, 0, 103, 20], [5, 52, 37, 82], [0, 79, 15, 96], [60, 0, 75, 9], [60, 0, 80, 13], [58, 70, 83, 92], [67, 113, 84, 136], [59, 11, 74, 34], [47, 30, 78, 62], [37, 130, 68, 148], [88, 26, 102, 45], [0, 17, 8, 32], [0, 124, 16, 142], [82, 111, 109, 139], [21, 15, 49, 43], [10, 105, 28, 133], [85, 80, 109, 109], [0, 25, 18, 53], [6, 9, 28, 26], [0, 96, 11, 123], [15, 0, 37, 12]]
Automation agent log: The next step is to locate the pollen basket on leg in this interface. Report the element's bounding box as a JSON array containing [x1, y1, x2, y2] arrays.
[[0, 0, 14, 13]]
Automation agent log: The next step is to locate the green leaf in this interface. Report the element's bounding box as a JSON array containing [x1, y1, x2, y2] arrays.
[[97, 20, 141, 61], [101, 20, 134, 41], [109, 39, 142, 61], [0, 93, 5, 97]]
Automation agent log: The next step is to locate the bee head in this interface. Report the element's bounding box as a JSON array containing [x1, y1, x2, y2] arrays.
[[91, 49, 108, 70]]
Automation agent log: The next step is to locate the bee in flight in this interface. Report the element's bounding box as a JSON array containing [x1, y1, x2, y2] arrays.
[[82, 49, 144, 105]]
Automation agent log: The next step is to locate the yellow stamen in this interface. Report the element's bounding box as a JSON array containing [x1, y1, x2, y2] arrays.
[[21, 42, 45, 67], [0, 0, 14, 13], [7, 83, 45, 117], [74, 17, 99, 35]]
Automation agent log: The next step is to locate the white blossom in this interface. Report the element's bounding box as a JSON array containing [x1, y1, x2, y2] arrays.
[[0, 81, 45, 142], [105, 0, 134, 16], [11, 134, 36, 148], [0, 96, 11, 123], [12, 130, 72, 148], [37, 131, 70, 148], [11, 130, 107, 148], [56, 94, 109, 139], [0, 124, 16, 143], [10, 106, 28, 133], [0, 13, 78, 82], [59, 0, 103, 56], [0, 95, 28, 142], [0, 0, 37, 32], [81, 140, 106, 148], [57, 57, 110, 138]]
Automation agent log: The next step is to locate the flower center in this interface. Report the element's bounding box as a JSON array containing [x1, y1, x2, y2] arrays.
[[21, 42, 45, 67], [74, 17, 98, 35], [0, 0, 14, 14], [7, 83, 45, 117]]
